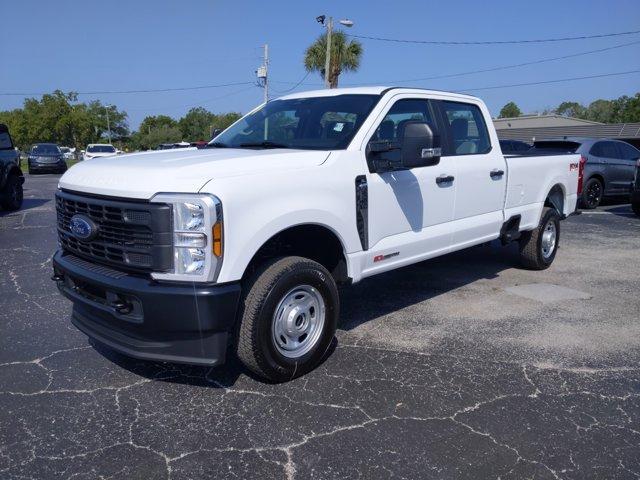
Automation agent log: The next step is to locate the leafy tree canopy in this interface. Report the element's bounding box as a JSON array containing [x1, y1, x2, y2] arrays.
[[498, 102, 522, 118]]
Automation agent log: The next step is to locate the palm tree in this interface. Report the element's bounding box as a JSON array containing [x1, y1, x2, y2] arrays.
[[304, 31, 362, 88]]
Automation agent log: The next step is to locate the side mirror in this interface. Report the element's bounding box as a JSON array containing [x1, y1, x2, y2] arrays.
[[400, 121, 441, 169]]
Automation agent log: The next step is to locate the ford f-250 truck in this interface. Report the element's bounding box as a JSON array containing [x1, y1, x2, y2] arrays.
[[52, 87, 581, 382]]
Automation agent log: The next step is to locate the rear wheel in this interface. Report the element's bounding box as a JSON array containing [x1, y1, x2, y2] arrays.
[[236, 256, 338, 382], [1, 174, 23, 211], [581, 177, 603, 209], [519, 207, 560, 270]]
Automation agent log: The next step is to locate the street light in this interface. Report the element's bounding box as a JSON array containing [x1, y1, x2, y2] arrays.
[[317, 15, 354, 89]]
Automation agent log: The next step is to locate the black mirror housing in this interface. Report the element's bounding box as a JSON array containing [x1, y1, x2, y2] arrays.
[[401, 121, 441, 169]]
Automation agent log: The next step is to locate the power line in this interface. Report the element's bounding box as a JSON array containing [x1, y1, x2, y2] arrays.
[[345, 39, 640, 85], [0, 81, 255, 96], [456, 69, 640, 93], [349, 28, 640, 46], [271, 72, 311, 94]]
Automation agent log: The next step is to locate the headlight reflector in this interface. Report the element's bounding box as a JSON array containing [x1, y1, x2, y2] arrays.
[[175, 202, 205, 231]]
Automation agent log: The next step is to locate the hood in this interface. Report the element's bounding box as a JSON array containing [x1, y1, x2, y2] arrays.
[[59, 147, 330, 199]]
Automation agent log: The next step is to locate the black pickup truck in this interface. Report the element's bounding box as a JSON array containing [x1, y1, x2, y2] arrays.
[[0, 124, 24, 211]]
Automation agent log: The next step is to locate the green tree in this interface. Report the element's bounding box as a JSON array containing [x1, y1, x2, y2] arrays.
[[178, 107, 217, 141], [555, 101, 586, 119], [0, 91, 128, 150], [138, 115, 177, 135], [304, 30, 362, 88], [498, 102, 522, 118]]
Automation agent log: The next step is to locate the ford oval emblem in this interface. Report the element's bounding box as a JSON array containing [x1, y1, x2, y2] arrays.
[[69, 215, 97, 241]]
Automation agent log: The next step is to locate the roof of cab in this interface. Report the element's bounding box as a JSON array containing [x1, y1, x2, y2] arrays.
[[278, 86, 479, 102]]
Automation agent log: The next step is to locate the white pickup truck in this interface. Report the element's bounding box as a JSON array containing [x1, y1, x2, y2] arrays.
[[52, 87, 581, 382]]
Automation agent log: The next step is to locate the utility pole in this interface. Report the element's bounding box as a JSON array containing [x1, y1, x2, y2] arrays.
[[316, 15, 353, 89], [323, 17, 333, 89], [256, 44, 269, 103], [105, 106, 112, 144]]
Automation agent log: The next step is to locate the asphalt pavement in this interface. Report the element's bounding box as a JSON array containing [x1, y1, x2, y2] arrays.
[[1, 173, 639, 479]]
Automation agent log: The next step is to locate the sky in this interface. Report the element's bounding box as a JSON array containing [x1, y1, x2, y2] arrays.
[[1, 0, 639, 129]]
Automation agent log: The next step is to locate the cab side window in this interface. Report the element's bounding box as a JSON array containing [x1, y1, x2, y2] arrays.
[[441, 101, 491, 155], [367, 99, 436, 171], [372, 99, 435, 143]]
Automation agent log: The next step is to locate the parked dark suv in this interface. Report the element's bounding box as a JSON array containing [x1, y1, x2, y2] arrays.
[[28, 143, 67, 174], [529, 137, 640, 209], [0, 124, 24, 211], [632, 158, 640, 216]]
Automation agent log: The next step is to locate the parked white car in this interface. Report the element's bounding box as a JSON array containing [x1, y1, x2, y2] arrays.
[[53, 87, 580, 382], [83, 144, 117, 161], [59, 147, 75, 161]]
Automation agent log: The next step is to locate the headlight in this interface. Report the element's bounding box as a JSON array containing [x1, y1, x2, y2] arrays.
[[150, 193, 223, 282]]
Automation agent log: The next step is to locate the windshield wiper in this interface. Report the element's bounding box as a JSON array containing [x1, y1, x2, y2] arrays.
[[206, 142, 229, 148], [239, 141, 290, 149]]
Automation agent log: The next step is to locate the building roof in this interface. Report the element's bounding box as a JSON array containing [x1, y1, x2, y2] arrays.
[[494, 115, 602, 129], [494, 122, 640, 147]]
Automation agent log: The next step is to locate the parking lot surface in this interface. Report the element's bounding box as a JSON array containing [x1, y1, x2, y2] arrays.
[[1, 173, 639, 479]]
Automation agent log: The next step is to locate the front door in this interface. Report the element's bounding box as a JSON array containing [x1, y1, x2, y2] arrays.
[[363, 96, 457, 275]]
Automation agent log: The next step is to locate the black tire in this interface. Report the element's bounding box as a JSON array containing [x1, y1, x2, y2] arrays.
[[235, 256, 339, 382], [580, 177, 603, 209], [1, 174, 23, 211], [28, 167, 34, 175], [632, 201, 640, 217], [519, 207, 560, 270]]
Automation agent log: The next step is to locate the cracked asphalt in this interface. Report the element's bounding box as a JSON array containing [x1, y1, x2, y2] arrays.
[[1, 173, 639, 480]]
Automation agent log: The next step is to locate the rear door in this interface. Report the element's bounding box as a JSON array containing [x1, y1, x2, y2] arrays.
[[436, 100, 507, 249], [594, 140, 628, 194]]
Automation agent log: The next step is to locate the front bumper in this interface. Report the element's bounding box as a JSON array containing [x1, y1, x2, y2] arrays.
[[30, 161, 66, 172], [52, 251, 241, 366]]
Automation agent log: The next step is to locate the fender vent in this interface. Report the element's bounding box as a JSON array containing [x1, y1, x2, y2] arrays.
[[355, 175, 368, 250]]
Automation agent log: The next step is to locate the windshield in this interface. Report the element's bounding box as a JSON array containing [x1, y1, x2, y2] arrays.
[[212, 94, 379, 150], [87, 145, 116, 153], [31, 144, 60, 155]]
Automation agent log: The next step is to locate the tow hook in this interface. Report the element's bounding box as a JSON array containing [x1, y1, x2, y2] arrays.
[[110, 299, 132, 315]]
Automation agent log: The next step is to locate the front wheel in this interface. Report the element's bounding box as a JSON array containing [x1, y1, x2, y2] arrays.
[[519, 207, 560, 270], [235, 256, 339, 382]]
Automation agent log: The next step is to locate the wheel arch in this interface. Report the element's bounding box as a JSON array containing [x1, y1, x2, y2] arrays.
[[241, 223, 350, 284], [544, 183, 566, 217]]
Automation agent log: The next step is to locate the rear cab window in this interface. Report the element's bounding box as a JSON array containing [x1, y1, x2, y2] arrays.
[[530, 141, 581, 154], [440, 101, 491, 156]]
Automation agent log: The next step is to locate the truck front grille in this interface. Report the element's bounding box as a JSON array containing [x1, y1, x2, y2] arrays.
[[56, 190, 173, 274]]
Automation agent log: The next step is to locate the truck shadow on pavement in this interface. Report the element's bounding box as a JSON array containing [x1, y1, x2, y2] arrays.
[[0, 198, 50, 216], [92, 241, 519, 386]]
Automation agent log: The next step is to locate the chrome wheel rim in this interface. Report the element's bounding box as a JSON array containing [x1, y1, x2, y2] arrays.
[[271, 285, 325, 358], [541, 221, 557, 259]]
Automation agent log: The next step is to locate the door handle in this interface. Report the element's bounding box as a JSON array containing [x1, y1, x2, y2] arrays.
[[436, 174, 455, 185], [490, 169, 505, 178]]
